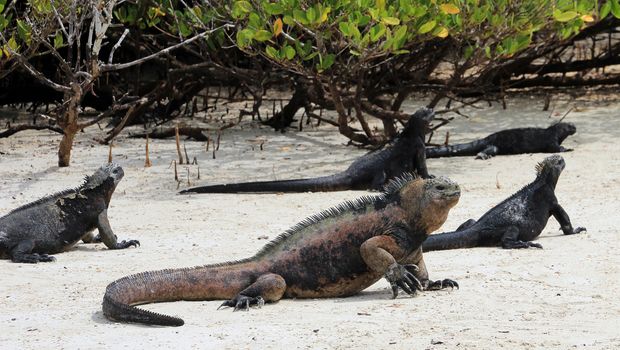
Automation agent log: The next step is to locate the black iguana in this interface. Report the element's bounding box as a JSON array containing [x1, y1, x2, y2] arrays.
[[423, 155, 585, 251], [179, 108, 434, 194], [103, 174, 460, 326], [0, 163, 139, 263], [426, 122, 576, 160]]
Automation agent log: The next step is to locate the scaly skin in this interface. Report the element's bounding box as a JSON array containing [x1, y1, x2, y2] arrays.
[[179, 108, 433, 194], [0, 163, 139, 263], [423, 155, 586, 252], [425, 123, 576, 160], [103, 175, 460, 326]]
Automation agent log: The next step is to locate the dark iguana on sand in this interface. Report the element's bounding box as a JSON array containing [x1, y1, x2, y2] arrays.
[[0, 163, 139, 263], [179, 108, 434, 194], [103, 175, 460, 326], [423, 155, 585, 252], [425, 122, 576, 160]]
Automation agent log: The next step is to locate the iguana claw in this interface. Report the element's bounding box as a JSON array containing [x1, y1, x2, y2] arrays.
[[218, 295, 265, 311], [115, 239, 140, 249], [384, 263, 422, 299], [426, 278, 459, 291]]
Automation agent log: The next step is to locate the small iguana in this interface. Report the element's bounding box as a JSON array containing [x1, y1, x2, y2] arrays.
[[103, 174, 460, 326], [0, 163, 139, 263], [179, 108, 434, 194], [425, 122, 576, 160], [423, 155, 585, 251]]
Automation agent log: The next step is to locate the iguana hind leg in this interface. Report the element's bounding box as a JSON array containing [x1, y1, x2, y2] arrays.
[[456, 219, 477, 231], [218, 273, 286, 311], [10, 240, 55, 263], [501, 226, 543, 249], [475, 145, 499, 160]]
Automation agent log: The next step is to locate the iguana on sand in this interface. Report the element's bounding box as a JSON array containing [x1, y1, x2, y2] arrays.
[[103, 174, 460, 326], [425, 122, 576, 160], [423, 155, 585, 251], [0, 163, 139, 263], [179, 108, 434, 194]]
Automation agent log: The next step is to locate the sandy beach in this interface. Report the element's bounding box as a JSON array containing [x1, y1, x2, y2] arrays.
[[1, 96, 619, 349]]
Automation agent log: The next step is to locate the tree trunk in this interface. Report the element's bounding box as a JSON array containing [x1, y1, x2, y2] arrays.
[[57, 83, 82, 167]]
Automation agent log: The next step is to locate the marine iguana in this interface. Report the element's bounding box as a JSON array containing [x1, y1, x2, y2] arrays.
[[179, 108, 434, 194], [103, 174, 460, 326], [425, 122, 576, 160], [423, 155, 585, 251], [0, 163, 140, 263]]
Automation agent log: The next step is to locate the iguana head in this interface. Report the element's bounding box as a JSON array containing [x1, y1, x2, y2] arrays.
[[398, 107, 434, 138], [83, 163, 124, 190], [549, 122, 576, 142], [385, 174, 460, 233], [535, 155, 565, 181]]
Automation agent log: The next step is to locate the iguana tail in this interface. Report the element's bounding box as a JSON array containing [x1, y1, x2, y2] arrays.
[[422, 228, 480, 252], [102, 263, 256, 326], [179, 173, 354, 194], [425, 139, 487, 158]]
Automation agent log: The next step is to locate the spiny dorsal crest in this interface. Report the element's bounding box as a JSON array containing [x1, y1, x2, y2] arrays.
[[381, 172, 419, 197], [535, 155, 564, 176], [83, 162, 122, 190]]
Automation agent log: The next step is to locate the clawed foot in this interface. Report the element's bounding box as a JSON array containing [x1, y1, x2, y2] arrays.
[[218, 295, 265, 311], [475, 153, 491, 160], [426, 278, 459, 291], [502, 240, 543, 249], [563, 227, 587, 235], [384, 263, 423, 299], [114, 240, 140, 249], [12, 253, 56, 264]]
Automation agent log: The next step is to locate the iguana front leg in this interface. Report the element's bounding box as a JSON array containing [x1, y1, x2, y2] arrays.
[[97, 209, 140, 250], [218, 273, 286, 311], [360, 235, 422, 298], [403, 248, 458, 291], [501, 226, 542, 249], [550, 204, 586, 235]]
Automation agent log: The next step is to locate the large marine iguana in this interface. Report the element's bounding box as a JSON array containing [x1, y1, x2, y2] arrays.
[[425, 122, 576, 160], [103, 175, 460, 326], [179, 108, 434, 194], [423, 155, 585, 251], [0, 163, 140, 263]]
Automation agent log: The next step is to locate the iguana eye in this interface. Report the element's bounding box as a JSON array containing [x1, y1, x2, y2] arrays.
[[435, 185, 445, 190]]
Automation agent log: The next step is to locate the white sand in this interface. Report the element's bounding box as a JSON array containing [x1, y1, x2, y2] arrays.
[[0, 97, 619, 349]]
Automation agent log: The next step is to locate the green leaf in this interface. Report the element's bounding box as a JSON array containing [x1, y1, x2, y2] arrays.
[[611, 0, 620, 18], [232, 1, 252, 18], [8, 35, 18, 52], [339, 21, 350, 36], [370, 23, 386, 42], [553, 10, 579, 22], [236, 28, 255, 47], [418, 20, 436, 34], [283, 45, 295, 59], [264, 3, 284, 15], [600, 1, 612, 18], [265, 45, 278, 59], [253, 30, 272, 42], [0, 0, 5, 13], [306, 7, 316, 24], [382, 17, 400, 25], [293, 9, 307, 24], [53, 31, 64, 49]]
